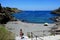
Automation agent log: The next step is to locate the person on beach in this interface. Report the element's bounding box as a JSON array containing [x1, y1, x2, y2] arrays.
[[20, 29, 24, 39], [15, 29, 28, 40]]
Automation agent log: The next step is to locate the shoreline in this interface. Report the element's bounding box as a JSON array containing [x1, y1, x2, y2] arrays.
[[8, 20, 55, 24]]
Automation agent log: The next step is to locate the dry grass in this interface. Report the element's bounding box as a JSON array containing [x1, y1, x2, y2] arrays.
[[0, 25, 15, 40]]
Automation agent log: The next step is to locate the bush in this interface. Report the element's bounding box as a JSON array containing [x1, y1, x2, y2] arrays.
[[0, 25, 15, 40]]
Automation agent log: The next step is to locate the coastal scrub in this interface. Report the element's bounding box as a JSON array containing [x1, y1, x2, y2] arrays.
[[0, 25, 15, 40]]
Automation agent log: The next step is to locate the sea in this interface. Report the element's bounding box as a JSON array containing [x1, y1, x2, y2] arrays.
[[12, 11, 60, 23]]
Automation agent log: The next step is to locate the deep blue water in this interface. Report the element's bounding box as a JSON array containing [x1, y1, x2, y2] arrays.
[[12, 11, 60, 23]]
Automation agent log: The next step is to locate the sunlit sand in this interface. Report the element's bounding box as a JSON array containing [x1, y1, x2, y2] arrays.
[[5, 21, 55, 37]]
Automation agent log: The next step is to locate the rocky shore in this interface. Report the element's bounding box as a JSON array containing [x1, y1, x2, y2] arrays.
[[50, 16, 60, 22], [0, 3, 21, 24], [50, 7, 60, 22]]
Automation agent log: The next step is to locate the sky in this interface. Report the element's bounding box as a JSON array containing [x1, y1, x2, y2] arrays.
[[0, 0, 60, 11]]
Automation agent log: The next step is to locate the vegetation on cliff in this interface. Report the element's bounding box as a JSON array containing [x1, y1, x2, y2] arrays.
[[52, 7, 60, 14], [0, 25, 15, 40], [0, 3, 21, 24]]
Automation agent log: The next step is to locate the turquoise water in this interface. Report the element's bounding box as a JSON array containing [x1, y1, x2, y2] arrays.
[[12, 11, 60, 23]]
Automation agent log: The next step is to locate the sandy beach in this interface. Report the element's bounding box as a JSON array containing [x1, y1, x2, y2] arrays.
[[5, 21, 55, 37]]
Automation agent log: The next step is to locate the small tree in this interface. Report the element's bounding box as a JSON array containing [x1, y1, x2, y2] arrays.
[[0, 3, 2, 12]]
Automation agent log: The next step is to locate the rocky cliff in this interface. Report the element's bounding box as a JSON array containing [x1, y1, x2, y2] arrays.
[[0, 3, 21, 24]]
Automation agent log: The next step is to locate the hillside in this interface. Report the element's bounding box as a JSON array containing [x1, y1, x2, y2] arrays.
[[0, 3, 21, 24], [52, 7, 60, 14]]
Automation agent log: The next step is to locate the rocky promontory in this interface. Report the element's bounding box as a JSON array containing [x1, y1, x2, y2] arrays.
[[0, 3, 21, 24], [52, 8, 60, 14], [50, 7, 60, 22]]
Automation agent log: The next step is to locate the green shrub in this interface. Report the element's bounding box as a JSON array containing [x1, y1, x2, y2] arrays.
[[0, 25, 15, 40]]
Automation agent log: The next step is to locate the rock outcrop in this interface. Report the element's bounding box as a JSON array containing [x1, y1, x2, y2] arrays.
[[52, 7, 60, 14], [0, 3, 21, 24]]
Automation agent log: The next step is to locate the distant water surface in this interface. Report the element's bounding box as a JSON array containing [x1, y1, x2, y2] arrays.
[[12, 11, 60, 23]]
